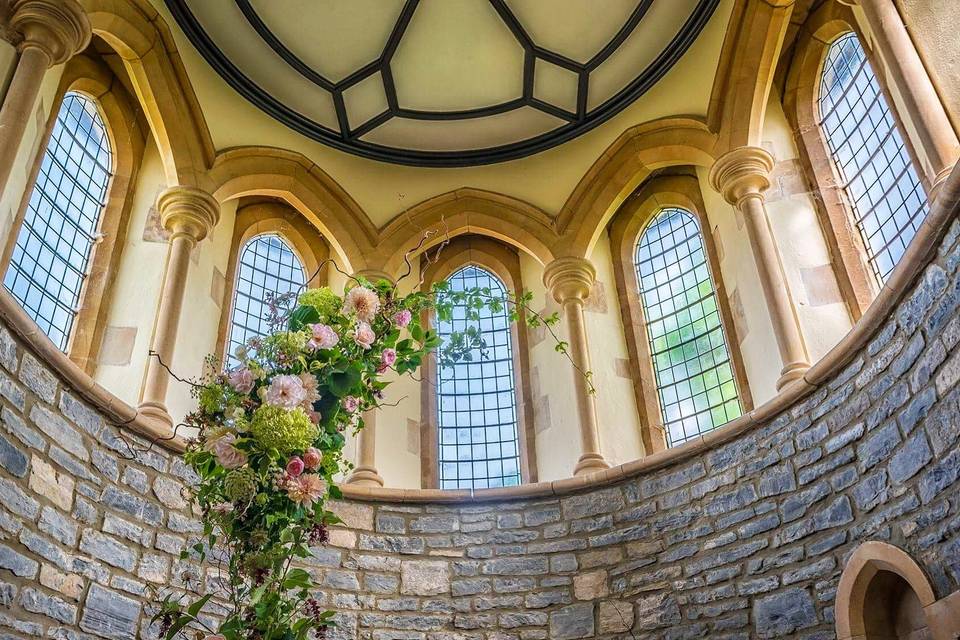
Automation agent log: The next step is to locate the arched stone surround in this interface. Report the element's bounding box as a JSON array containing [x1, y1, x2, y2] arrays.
[[0, 175, 958, 639]]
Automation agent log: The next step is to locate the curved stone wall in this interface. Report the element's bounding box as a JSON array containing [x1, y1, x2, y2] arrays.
[[0, 197, 958, 639]]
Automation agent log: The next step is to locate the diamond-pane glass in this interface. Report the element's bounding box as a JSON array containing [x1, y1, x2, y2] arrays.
[[4, 93, 112, 351], [436, 266, 520, 490], [818, 32, 928, 283], [634, 208, 741, 447], [227, 234, 305, 363]]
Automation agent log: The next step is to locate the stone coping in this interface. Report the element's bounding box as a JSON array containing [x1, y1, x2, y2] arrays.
[[0, 164, 957, 504]]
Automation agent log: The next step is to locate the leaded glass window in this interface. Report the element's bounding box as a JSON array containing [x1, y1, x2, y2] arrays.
[[4, 92, 112, 350], [818, 32, 928, 283], [436, 266, 520, 490], [634, 208, 741, 447], [227, 234, 305, 362]]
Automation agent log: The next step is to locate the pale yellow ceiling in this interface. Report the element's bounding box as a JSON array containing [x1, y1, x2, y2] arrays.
[[149, 0, 734, 227]]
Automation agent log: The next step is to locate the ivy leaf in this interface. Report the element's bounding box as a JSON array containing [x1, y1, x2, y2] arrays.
[[288, 305, 320, 331], [328, 366, 362, 397]]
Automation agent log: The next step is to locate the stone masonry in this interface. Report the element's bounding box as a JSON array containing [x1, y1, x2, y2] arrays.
[[0, 217, 958, 639]]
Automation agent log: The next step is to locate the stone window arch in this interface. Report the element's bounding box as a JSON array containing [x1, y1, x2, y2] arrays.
[[609, 175, 751, 453], [217, 201, 330, 364], [817, 31, 928, 285], [0, 53, 144, 373], [835, 542, 939, 640], [419, 235, 537, 489], [784, 3, 941, 316]]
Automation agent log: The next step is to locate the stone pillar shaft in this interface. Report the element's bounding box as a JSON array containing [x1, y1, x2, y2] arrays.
[[710, 147, 809, 391], [0, 0, 90, 196], [859, 0, 959, 193], [544, 257, 609, 476], [138, 187, 219, 429], [346, 269, 391, 487]]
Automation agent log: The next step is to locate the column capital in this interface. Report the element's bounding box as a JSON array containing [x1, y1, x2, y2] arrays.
[[157, 186, 220, 243], [543, 257, 596, 304], [708, 146, 775, 206], [8, 0, 90, 65]]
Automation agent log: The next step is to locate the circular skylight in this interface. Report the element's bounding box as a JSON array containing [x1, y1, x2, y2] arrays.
[[166, 0, 719, 166]]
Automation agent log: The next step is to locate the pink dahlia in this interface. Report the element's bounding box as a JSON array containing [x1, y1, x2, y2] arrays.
[[287, 473, 327, 507], [342, 286, 380, 322]]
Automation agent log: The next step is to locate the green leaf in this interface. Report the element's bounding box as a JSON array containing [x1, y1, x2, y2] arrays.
[[187, 594, 212, 617], [328, 366, 362, 397]]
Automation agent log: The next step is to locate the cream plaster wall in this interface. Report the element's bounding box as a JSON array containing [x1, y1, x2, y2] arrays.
[[94, 140, 171, 406], [584, 232, 644, 466], [519, 251, 581, 481], [148, 0, 734, 227], [760, 91, 853, 362], [695, 167, 782, 404], [370, 263, 423, 489]]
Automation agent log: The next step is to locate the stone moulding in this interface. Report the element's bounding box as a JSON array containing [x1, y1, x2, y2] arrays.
[[0, 166, 957, 503]]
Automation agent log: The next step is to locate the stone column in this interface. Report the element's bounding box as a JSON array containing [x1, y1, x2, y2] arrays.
[[710, 146, 810, 390], [543, 257, 609, 476], [0, 0, 89, 197], [847, 0, 959, 195], [138, 187, 219, 429], [346, 268, 392, 487]]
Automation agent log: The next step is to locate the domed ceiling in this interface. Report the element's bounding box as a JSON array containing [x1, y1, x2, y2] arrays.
[[165, 0, 720, 167]]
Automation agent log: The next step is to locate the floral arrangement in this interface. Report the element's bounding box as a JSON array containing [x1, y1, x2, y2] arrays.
[[153, 273, 578, 640]]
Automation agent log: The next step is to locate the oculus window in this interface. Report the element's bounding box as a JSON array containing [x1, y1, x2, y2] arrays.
[[634, 207, 741, 447], [4, 92, 112, 351], [227, 234, 306, 363], [818, 32, 928, 283], [436, 266, 520, 489]]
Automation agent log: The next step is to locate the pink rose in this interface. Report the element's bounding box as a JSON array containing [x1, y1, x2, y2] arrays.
[[303, 447, 322, 470], [393, 309, 412, 328], [341, 396, 360, 414], [354, 322, 376, 350], [342, 286, 380, 322], [308, 323, 339, 350], [228, 367, 254, 394], [286, 456, 305, 477], [265, 375, 307, 409], [380, 348, 397, 369], [211, 435, 247, 470], [307, 410, 322, 425]]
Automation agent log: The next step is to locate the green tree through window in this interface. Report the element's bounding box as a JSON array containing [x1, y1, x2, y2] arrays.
[[634, 207, 741, 446]]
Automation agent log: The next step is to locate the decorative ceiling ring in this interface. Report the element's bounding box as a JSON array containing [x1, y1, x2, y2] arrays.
[[165, 0, 720, 167]]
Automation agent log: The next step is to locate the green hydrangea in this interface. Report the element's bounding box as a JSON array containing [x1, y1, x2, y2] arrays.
[[223, 467, 258, 503], [298, 287, 341, 321], [197, 384, 227, 415], [250, 405, 317, 453]]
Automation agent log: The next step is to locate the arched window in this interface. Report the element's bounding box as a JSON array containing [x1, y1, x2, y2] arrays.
[[436, 265, 520, 490], [4, 92, 112, 350], [634, 207, 741, 447], [227, 234, 306, 362], [818, 32, 928, 283]]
